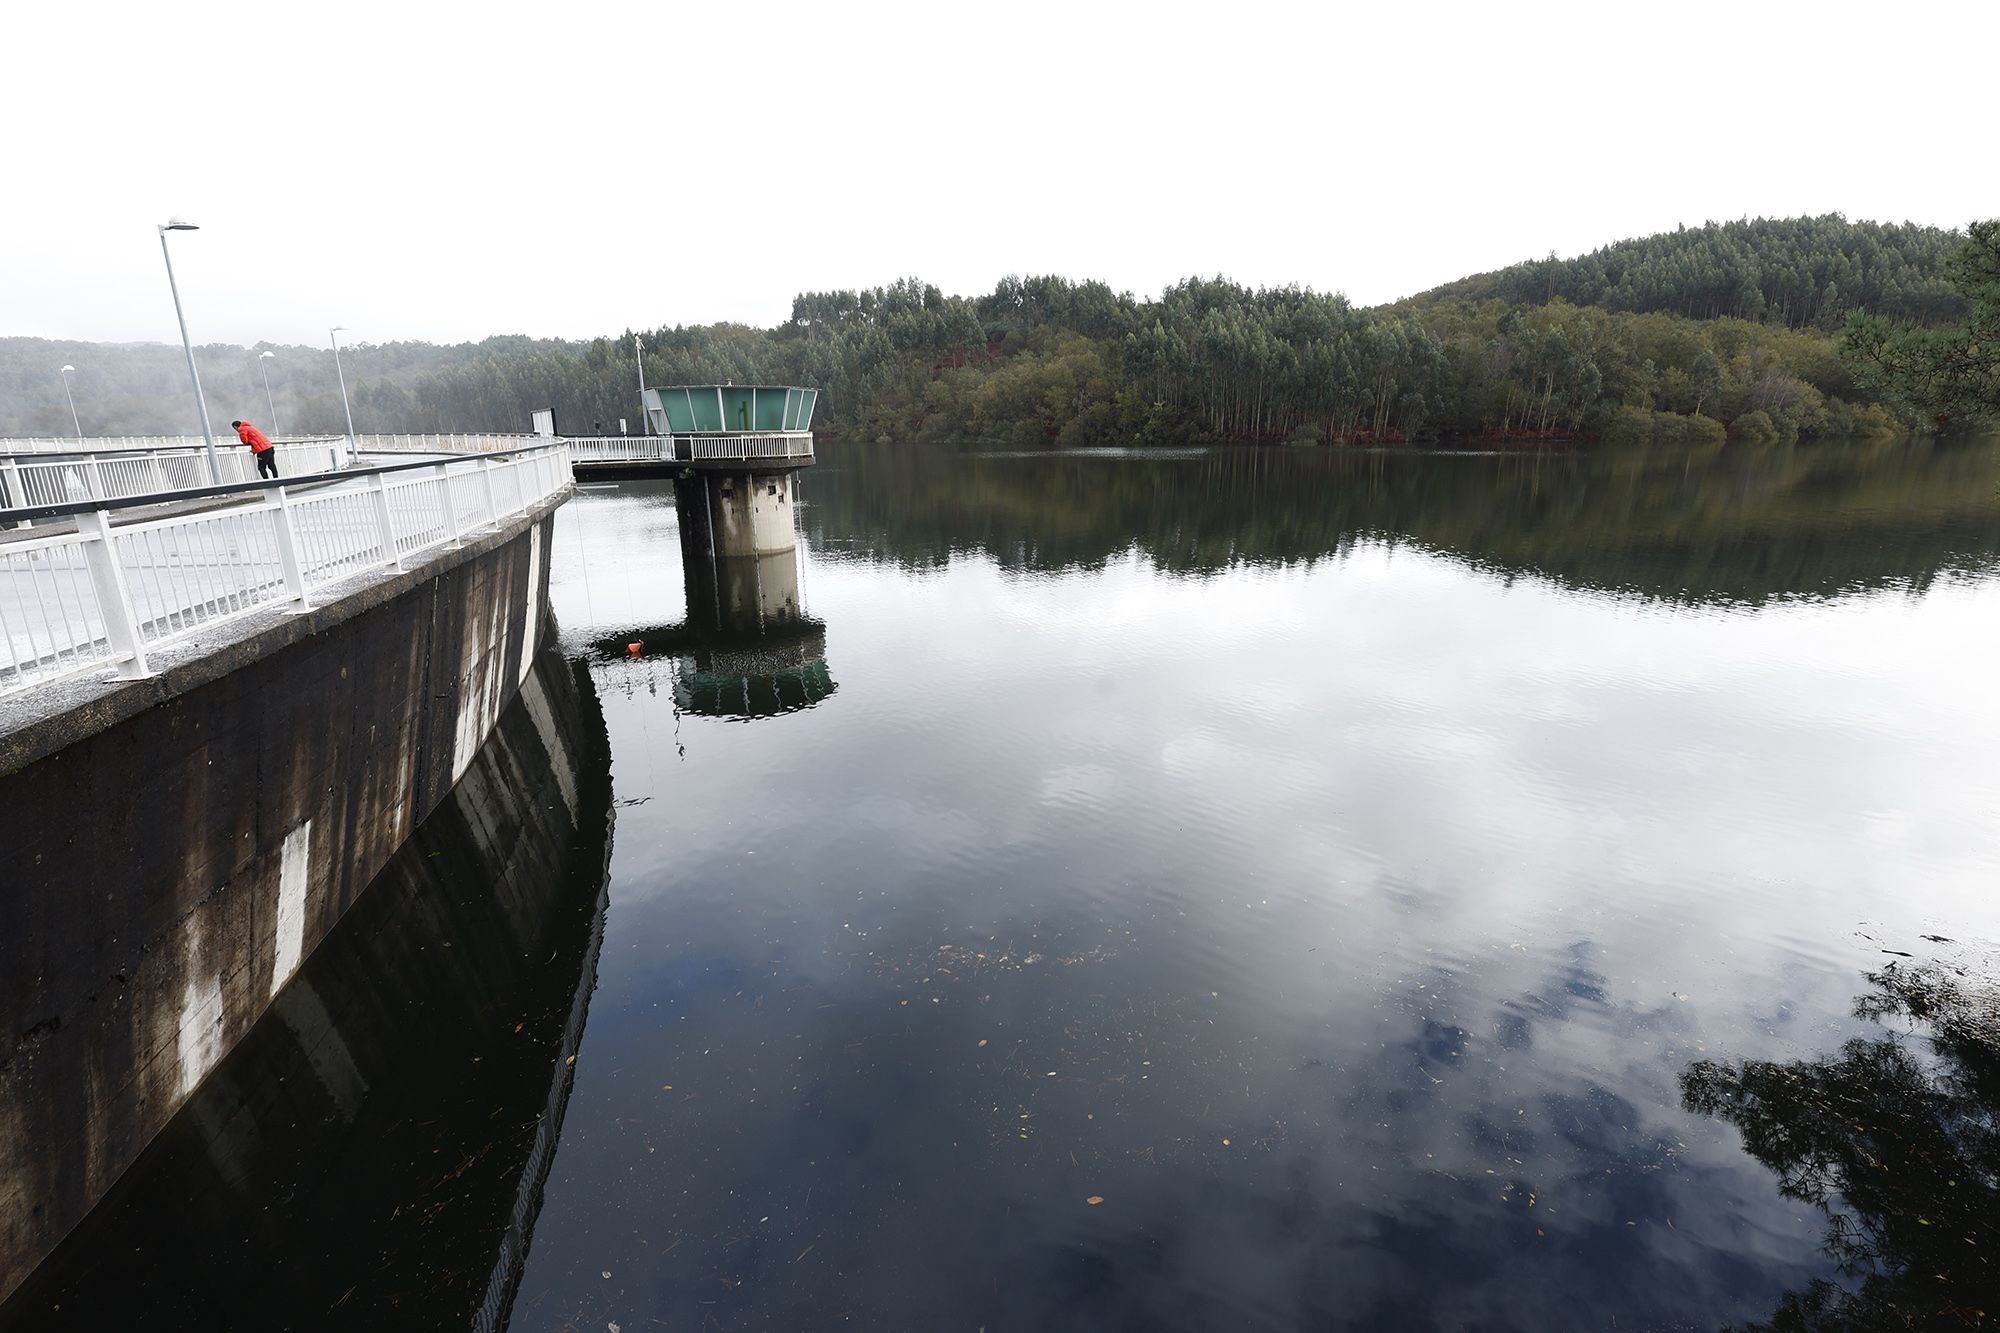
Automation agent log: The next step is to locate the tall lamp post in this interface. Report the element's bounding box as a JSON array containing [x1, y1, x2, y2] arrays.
[[58, 364, 82, 441], [635, 333, 650, 434], [329, 326, 357, 465], [258, 350, 281, 437], [157, 217, 223, 483]]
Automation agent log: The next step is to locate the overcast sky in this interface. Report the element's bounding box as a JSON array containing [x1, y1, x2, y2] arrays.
[[2, 0, 1991, 349]]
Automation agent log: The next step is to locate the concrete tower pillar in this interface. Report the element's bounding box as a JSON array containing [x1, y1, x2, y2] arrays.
[[674, 470, 798, 559]]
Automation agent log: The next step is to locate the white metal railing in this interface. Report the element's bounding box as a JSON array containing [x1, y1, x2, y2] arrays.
[[2, 435, 211, 455], [353, 433, 540, 455], [0, 429, 812, 533], [358, 431, 813, 463], [683, 432, 814, 461], [0, 442, 343, 514], [562, 436, 673, 461], [0, 435, 349, 455], [0, 444, 571, 697]]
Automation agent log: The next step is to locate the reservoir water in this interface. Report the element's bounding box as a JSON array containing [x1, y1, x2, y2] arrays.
[[9, 438, 2000, 1330]]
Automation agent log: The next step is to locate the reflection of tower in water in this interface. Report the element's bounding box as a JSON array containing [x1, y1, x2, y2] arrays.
[[671, 538, 835, 719], [590, 473, 836, 720]]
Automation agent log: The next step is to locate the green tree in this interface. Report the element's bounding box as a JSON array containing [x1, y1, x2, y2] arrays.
[[1, 216, 1945, 445], [1690, 350, 1724, 418], [1841, 219, 2000, 430]]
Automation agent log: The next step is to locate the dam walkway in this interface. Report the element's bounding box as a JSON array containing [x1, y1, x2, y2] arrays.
[[1, 430, 813, 519], [0, 442, 573, 701]]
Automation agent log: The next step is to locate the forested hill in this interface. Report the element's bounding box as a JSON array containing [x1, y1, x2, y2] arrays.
[[3, 215, 1990, 445], [1410, 216, 1967, 330]]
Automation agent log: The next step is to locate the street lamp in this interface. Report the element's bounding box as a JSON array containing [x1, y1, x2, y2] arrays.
[[329, 326, 357, 465], [157, 216, 223, 484], [635, 333, 650, 435], [258, 350, 281, 437], [58, 364, 82, 441]]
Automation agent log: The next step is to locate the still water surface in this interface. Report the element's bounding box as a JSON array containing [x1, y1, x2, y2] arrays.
[[13, 438, 2000, 1331], [515, 439, 2000, 1330]]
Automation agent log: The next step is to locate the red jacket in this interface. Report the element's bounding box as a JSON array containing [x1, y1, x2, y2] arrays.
[[235, 422, 273, 453]]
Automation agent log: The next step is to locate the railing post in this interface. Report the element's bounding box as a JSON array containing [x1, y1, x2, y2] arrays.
[[1, 457, 25, 528], [77, 508, 150, 678], [478, 457, 499, 527], [85, 455, 106, 500], [264, 485, 312, 609], [369, 471, 404, 571], [441, 465, 462, 548]]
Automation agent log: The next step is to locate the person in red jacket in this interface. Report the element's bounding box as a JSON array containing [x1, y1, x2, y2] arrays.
[[231, 419, 279, 479]]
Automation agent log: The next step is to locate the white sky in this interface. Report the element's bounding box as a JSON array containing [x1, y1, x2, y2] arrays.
[[1, 0, 1992, 348]]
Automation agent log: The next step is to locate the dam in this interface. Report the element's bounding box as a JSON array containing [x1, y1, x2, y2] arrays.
[[0, 392, 819, 1309]]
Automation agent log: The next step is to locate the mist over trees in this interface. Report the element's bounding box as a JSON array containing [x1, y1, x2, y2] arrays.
[[2, 217, 1989, 446], [0, 336, 501, 440]]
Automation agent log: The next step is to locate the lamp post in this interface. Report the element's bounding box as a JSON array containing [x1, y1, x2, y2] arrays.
[[329, 326, 357, 465], [635, 333, 650, 434], [58, 364, 82, 441], [258, 350, 281, 438], [157, 217, 223, 483]]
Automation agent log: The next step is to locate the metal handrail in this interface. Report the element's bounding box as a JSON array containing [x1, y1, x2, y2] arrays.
[[0, 442, 344, 516], [683, 432, 814, 460], [0, 441, 564, 525], [0, 443, 572, 696], [562, 436, 673, 459], [3, 429, 816, 466], [0, 435, 366, 457], [0, 427, 813, 535], [353, 433, 541, 454], [563, 432, 814, 463], [1, 435, 220, 455]]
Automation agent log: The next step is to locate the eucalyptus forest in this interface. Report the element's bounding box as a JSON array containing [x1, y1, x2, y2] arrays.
[[4, 214, 1993, 445]]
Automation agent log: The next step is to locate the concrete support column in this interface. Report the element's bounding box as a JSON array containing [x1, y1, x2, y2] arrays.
[[673, 470, 798, 560]]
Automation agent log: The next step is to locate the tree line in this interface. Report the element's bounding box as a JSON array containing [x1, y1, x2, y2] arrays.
[[1412, 214, 1969, 330], [3, 216, 1990, 445]]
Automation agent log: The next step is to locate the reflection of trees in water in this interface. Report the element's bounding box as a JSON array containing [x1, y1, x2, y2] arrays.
[[806, 439, 2000, 606], [1681, 962, 2000, 1330]]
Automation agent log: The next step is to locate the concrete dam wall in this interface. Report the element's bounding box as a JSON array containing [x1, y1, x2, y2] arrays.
[[0, 648, 612, 1328], [0, 498, 562, 1303]]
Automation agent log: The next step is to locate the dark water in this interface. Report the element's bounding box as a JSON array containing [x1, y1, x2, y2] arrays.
[[11, 438, 2000, 1331], [518, 439, 2000, 1331]]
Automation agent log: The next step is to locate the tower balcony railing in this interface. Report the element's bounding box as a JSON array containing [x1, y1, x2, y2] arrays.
[[682, 432, 814, 462], [561, 432, 813, 464]]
